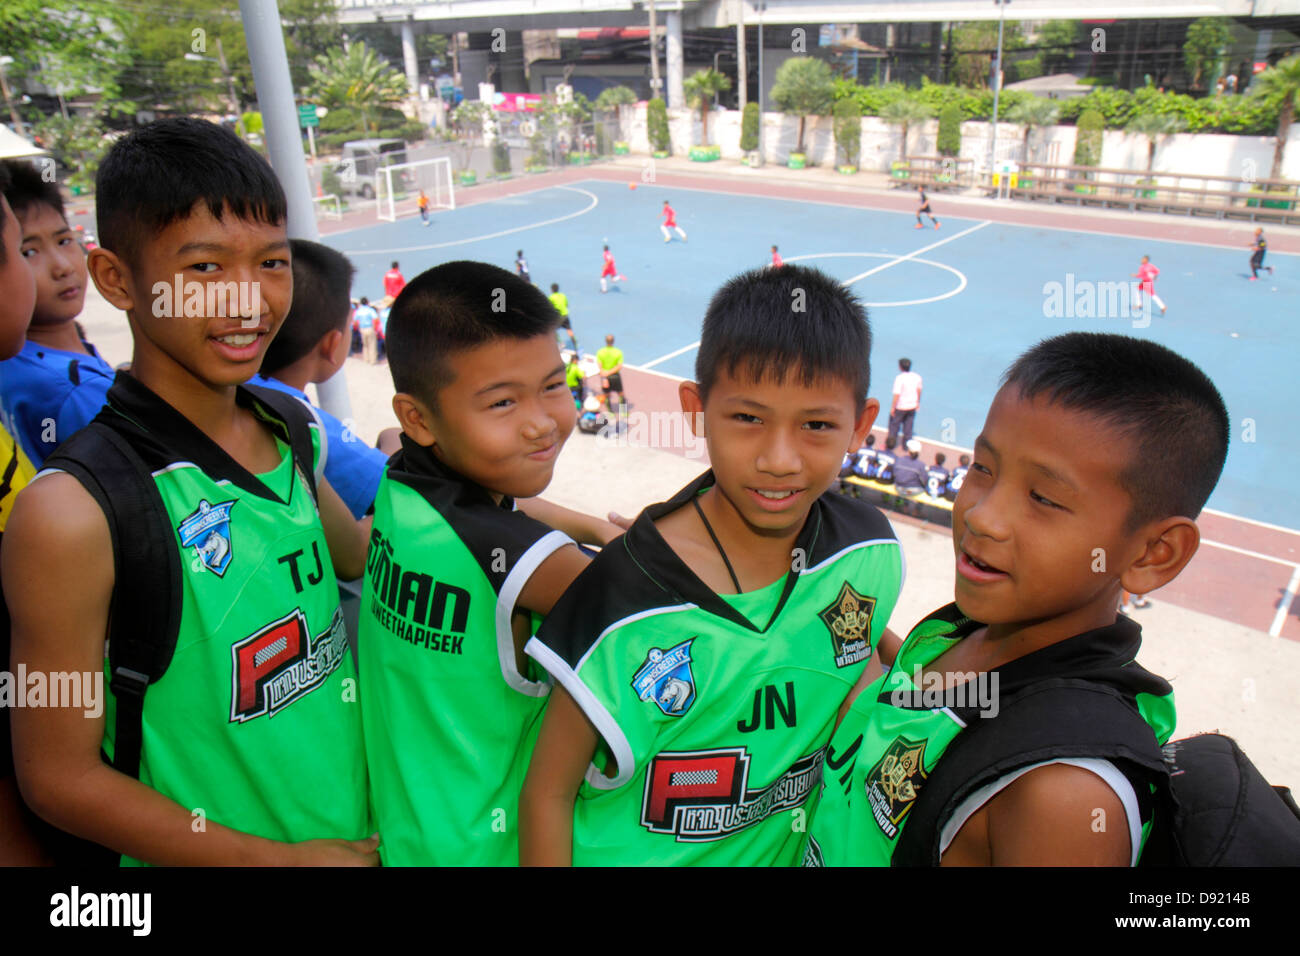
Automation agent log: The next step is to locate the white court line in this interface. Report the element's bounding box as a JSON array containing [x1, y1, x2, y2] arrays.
[[1199, 538, 1299, 568], [642, 340, 701, 370], [1202, 506, 1300, 538], [784, 252, 967, 307], [841, 220, 992, 286], [340, 185, 598, 256], [1270, 565, 1300, 637]]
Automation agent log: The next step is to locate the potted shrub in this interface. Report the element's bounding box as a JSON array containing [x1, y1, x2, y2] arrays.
[[770, 57, 834, 169], [1072, 108, 1104, 195], [450, 100, 494, 185], [739, 101, 760, 166], [594, 85, 636, 155], [683, 68, 730, 162], [833, 98, 861, 174]]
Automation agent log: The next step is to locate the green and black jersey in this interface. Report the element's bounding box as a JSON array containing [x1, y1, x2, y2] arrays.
[[807, 603, 1177, 866], [358, 436, 574, 866], [39, 373, 369, 865], [526, 471, 903, 866]]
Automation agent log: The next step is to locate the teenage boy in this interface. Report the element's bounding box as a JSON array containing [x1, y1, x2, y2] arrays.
[[0, 159, 114, 465], [359, 260, 621, 866], [596, 334, 627, 410], [383, 260, 405, 299], [356, 296, 379, 365], [253, 238, 389, 520], [548, 282, 579, 353], [807, 332, 1227, 866], [519, 264, 905, 866], [0, 162, 44, 863], [660, 200, 687, 243], [4, 117, 376, 866], [945, 453, 970, 502], [925, 451, 950, 500]]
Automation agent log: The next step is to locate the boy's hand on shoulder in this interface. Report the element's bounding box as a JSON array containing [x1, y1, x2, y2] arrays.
[[945, 763, 1130, 866], [284, 833, 382, 867]]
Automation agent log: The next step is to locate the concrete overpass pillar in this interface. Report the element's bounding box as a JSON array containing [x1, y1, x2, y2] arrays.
[[401, 19, 419, 98], [666, 11, 684, 109]]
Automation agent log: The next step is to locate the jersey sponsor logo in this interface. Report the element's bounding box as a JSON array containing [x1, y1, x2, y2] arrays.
[[803, 835, 825, 867], [631, 639, 697, 717], [366, 528, 471, 653], [178, 498, 237, 576], [641, 747, 823, 842], [865, 736, 928, 839], [819, 581, 876, 668], [229, 606, 349, 722]]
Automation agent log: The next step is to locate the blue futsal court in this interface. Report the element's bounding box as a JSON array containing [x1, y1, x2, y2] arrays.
[[329, 176, 1299, 529]]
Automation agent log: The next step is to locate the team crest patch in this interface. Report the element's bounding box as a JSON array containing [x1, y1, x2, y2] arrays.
[[818, 581, 876, 668], [632, 639, 697, 717], [864, 736, 928, 839], [178, 498, 237, 577]]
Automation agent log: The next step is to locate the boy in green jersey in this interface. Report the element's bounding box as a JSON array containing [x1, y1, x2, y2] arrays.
[[3, 118, 377, 866], [808, 332, 1229, 866], [520, 265, 905, 866], [359, 260, 619, 866]]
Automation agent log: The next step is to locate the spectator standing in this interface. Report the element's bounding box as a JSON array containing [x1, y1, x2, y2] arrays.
[[384, 261, 406, 299], [888, 357, 922, 445], [356, 296, 379, 365]]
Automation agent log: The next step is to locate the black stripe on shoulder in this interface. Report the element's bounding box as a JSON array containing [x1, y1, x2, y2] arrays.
[[807, 490, 898, 565], [533, 535, 683, 671]]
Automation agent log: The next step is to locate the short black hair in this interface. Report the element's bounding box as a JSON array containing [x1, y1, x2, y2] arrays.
[[385, 260, 560, 410], [1002, 332, 1229, 528], [865, 433, 876, 447], [885, 435, 897, 450], [695, 264, 871, 413], [959, 453, 971, 466], [96, 117, 286, 273], [260, 239, 356, 376], [391, 260, 399, 269], [899, 357, 912, 372], [1, 158, 66, 221], [0, 163, 11, 266], [550, 282, 559, 292], [935, 452, 946, 466]]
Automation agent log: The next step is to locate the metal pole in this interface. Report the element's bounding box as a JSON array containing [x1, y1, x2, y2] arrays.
[[735, 0, 747, 113], [239, 0, 353, 420], [987, 0, 1008, 183], [757, 1, 764, 162], [649, 0, 661, 98]]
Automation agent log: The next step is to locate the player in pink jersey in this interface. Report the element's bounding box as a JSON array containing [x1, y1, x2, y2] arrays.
[[771, 244, 783, 268], [660, 200, 687, 243], [600, 244, 626, 293], [1130, 255, 1167, 315]]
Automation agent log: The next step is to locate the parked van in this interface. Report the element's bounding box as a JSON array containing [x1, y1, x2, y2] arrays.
[[335, 139, 410, 198]]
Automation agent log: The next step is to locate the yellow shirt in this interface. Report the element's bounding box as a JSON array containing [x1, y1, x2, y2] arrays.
[[548, 292, 569, 317], [596, 346, 623, 373], [0, 421, 35, 533]]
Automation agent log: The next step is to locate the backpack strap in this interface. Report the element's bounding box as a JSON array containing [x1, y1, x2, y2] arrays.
[[244, 384, 320, 503], [892, 678, 1170, 867], [42, 423, 184, 780]]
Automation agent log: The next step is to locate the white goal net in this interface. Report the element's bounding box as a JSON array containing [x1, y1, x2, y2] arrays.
[[376, 156, 456, 222]]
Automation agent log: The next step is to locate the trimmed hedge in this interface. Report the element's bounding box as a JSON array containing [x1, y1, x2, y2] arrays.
[[1074, 108, 1104, 167], [740, 101, 760, 152], [647, 97, 671, 153], [937, 103, 963, 156]]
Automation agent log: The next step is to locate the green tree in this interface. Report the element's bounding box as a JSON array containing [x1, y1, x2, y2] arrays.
[[647, 97, 671, 153], [833, 98, 861, 167], [1037, 20, 1080, 75], [682, 68, 731, 146], [1184, 17, 1231, 91], [740, 101, 760, 152], [951, 20, 1025, 89], [1005, 97, 1060, 161], [306, 41, 409, 136], [595, 84, 636, 142], [1073, 107, 1104, 167], [936, 102, 963, 156], [31, 112, 104, 193], [770, 57, 835, 155], [880, 96, 934, 162], [1125, 112, 1186, 172], [450, 100, 494, 172], [1254, 55, 1300, 180]]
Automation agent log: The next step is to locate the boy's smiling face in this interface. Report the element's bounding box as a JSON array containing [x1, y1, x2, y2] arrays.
[[88, 201, 292, 389], [400, 332, 576, 500], [952, 385, 1150, 637], [18, 201, 87, 327], [683, 366, 877, 538]]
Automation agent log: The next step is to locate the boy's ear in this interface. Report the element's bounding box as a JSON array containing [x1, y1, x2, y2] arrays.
[[86, 248, 139, 313], [320, 327, 347, 373], [392, 392, 437, 447], [1118, 516, 1200, 597], [679, 381, 704, 436], [850, 398, 880, 453]]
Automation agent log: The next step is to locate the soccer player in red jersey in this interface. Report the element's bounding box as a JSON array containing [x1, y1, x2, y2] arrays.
[[771, 245, 783, 268], [600, 244, 626, 293], [660, 200, 687, 243], [1130, 255, 1166, 315]]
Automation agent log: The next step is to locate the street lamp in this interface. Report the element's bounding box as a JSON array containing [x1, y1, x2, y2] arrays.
[[755, 0, 766, 164], [986, 0, 1011, 184]]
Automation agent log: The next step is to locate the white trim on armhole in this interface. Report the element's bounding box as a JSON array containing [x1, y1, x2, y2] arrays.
[[495, 529, 573, 697], [938, 758, 1142, 866]]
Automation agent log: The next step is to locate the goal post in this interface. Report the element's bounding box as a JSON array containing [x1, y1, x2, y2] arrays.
[[312, 194, 342, 221], [376, 156, 456, 222]]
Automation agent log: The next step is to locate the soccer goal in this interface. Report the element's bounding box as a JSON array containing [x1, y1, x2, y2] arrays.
[[376, 156, 456, 222], [312, 194, 342, 221]]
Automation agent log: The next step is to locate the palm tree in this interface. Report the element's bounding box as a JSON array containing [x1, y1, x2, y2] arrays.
[[1253, 55, 1300, 181], [682, 68, 732, 147], [1005, 98, 1060, 163], [594, 85, 637, 142], [880, 96, 934, 163], [1125, 113, 1187, 172], [306, 41, 408, 135]]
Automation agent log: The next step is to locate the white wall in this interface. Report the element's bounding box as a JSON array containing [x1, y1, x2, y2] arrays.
[[626, 104, 1300, 181]]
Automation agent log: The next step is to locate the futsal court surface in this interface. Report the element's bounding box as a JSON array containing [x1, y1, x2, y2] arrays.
[[319, 165, 1300, 640]]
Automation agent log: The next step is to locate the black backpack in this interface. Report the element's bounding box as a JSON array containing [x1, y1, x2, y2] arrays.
[[892, 678, 1300, 867], [36, 385, 319, 863]]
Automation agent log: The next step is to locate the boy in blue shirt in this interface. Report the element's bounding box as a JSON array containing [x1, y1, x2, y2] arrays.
[[253, 239, 393, 519], [945, 453, 970, 501], [925, 451, 950, 499], [0, 159, 114, 464]]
